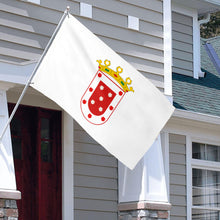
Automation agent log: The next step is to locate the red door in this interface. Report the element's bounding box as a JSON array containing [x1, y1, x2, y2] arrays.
[[9, 105, 62, 220]]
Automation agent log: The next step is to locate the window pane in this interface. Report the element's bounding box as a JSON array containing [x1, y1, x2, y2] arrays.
[[193, 169, 206, 206], [207, 144, 220, 162], [41, 118, 50, 139], [192, 142, 220, 162], [12, 138, 22, 160], [192, 209, 220, 220], [11, 118, 22, 160], [11, 118, 21, 136], [192, 142, 205, 160], [41, 141, 52, 162], [193, 169, 205, 187], [193, 168, 220, 208]]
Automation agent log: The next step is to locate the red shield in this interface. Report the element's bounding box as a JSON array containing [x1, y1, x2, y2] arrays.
[[80, 70, 125, 125]]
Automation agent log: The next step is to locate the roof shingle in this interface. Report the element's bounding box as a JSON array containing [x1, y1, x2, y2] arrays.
[[173, 37, 220, 117]]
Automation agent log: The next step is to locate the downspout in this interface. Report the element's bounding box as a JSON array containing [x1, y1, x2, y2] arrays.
[[204, 42, 220, 75], [198, 13, 211, 77]]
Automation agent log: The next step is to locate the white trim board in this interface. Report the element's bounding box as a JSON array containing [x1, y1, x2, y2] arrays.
[[173, 109, 220, 125], [62, 112, 74, 220], [186, 135, 192, 220], [0, 61, 36, 85], [163, 0, 173, 96], [161, 131, 170, 201]]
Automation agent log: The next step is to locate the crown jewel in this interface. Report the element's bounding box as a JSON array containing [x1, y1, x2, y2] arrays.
[[97, 59, 134, 92]]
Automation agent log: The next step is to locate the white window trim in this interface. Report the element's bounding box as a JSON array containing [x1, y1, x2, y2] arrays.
[[187, 137, 220, 220], [172, 3, 201, 79]]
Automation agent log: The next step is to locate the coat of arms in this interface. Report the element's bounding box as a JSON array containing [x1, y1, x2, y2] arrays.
[[80, 59, 134, 125]]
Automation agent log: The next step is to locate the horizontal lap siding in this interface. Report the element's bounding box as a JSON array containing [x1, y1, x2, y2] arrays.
[[0, 0, 58, 63], [74, 121, 118, 220], [1, 0, 164, 90], [2, 1, 164, 219], [172, 12, 193, 77], [169, 134, 187, 220]]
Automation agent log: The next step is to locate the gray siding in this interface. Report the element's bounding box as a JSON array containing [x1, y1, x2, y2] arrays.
[[1, 1, 164, 219], [172, 12, 193, 77], [74, 121, 118, 220], [0, 0, 164, 90], [169, 134, 187, 220]]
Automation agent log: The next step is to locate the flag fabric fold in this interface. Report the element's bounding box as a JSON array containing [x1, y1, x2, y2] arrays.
[[31, 14, 174, 169]]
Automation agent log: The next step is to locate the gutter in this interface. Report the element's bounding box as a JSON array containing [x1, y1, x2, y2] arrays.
[[173, 109, 220, 125], [198, 13, 211, 25], [203, 0, 220, 6]]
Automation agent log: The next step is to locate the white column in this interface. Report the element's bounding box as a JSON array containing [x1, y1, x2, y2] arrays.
[[118, 135, 168, 203], [0, 84, 16, 190]]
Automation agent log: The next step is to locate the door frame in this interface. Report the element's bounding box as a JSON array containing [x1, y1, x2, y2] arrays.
[[8, 100, 74, 220], [10, 104, 67, 219], [62, 111, 74, 220]]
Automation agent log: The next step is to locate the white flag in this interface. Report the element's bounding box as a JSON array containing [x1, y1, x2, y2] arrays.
[[31, 14, 174, 169]]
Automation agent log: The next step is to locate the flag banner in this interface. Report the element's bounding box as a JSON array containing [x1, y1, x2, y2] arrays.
[[31, 14, 174, 169]]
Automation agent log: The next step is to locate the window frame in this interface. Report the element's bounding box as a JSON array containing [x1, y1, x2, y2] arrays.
[[188, 138, 220, 220]]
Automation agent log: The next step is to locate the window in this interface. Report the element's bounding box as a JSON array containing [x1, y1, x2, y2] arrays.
[[41, 118, 53, 162], [191, 142, 220, 219]]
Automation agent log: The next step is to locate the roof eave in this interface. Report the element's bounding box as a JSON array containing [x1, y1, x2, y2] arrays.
[[203, 0, 220, 7], [172, 0, 220, 16]]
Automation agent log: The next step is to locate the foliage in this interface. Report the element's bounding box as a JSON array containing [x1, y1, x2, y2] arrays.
[[200, 12, 220, 38]]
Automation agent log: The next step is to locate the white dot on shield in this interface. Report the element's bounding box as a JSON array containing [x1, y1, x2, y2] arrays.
[[108, 93, 112, 98], [99, 107, 103, 112], [99, 96, 104, 101], [100, 85, 104, 90], [91, 100, 95, 104]]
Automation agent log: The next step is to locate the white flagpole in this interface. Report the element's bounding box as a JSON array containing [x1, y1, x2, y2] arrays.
[[0, 7, 70, 142]]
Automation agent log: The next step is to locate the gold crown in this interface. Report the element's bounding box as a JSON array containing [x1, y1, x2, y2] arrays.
[[97, 59, 134, 92]]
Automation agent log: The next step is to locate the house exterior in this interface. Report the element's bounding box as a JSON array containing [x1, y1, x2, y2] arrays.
[[170, 35, 220, 219], [0, 0, 219, 220]]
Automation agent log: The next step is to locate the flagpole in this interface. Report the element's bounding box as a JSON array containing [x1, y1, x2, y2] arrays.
[[0, 7, 70, 142]]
